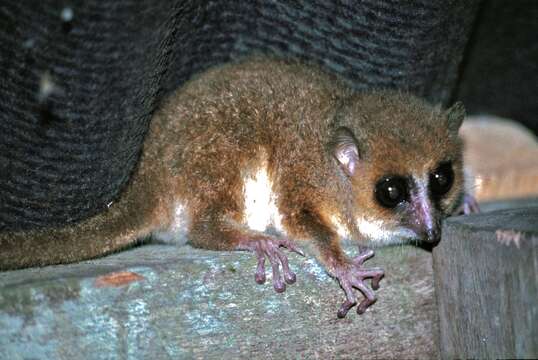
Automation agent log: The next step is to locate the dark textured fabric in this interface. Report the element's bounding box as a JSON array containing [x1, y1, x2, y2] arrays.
[[0, 1, 480, 231], [456, 0, 538, 135]]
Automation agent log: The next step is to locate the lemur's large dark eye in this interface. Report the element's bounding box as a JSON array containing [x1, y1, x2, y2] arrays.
[[430, 162, 454, 197], [375, 176, 409, 209]]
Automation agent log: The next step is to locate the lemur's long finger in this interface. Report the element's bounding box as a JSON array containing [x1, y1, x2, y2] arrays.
[[353, 280, 377, 315], [281, 239, 305, 257], [276, 249, 296, 284], [267, 247, 285, 293], [353, 249, 375, 265], [371, 272, 384, 290], [254, 250, 266, 284], [337, 279, 357, 318], [337, 300, 355, 318], [357, 297, 376, 315], [353, 279, 376, 302], [354, 268, 384, 279]]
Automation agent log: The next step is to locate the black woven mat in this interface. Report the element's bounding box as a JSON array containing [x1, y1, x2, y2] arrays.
[[0, 0, 480, 231], [456, 0, 538, 135]]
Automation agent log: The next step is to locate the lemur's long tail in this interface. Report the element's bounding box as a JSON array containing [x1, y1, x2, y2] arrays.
[[0, 167, 162, 271]]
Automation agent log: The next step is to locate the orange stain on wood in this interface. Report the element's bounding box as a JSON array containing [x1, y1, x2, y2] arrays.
[[94, 271, 145, 288]]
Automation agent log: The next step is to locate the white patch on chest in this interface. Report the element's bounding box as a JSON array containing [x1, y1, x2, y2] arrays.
[[330, 215, 351, 240], [357, 217, 417, 245], [151, 202, 190, 245], [243, 166, 284, 234]]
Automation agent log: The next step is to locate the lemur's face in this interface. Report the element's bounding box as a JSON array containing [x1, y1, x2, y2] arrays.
[[331, 92, 465, 245], [355, 160, 462, 245]]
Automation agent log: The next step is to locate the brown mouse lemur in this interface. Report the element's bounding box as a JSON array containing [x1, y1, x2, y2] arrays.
[[0, 57, 478, 317]]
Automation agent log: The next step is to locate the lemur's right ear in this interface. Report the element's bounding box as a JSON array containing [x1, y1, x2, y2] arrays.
[[331, 127, 359, 177]]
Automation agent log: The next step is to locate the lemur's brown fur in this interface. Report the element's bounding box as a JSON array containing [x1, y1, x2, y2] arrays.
[[0, 57, 467, 314]]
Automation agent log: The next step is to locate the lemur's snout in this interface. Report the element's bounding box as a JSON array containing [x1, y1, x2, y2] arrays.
[[423, 227, 440, 244], [408, 192, 441, 244]]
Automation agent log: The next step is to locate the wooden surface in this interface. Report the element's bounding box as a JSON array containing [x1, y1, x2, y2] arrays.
[[0, 244, 438, 359], [433, 203, 538, 359]]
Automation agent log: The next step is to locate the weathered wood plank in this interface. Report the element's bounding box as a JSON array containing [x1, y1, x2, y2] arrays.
[[433, 205, 538, 359], [0, 244, 437, 359]]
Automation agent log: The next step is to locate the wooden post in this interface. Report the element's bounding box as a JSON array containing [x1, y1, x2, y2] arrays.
[[433, 205, 538, 358]]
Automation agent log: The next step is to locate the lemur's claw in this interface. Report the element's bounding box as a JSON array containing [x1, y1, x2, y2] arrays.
[[240, 236, 302, 293], [456, 193, 480, 215], [334, 249, 384, 318]]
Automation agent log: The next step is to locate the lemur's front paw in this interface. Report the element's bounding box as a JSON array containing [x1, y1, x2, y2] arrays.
[[333, 249, 384, 318], [238, 236, 304, 293], [456, 193, 481, 215]]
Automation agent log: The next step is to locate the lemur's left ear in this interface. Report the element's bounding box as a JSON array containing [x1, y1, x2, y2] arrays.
[[446, 101, 465, 133], [331, 126, 359, 177]]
